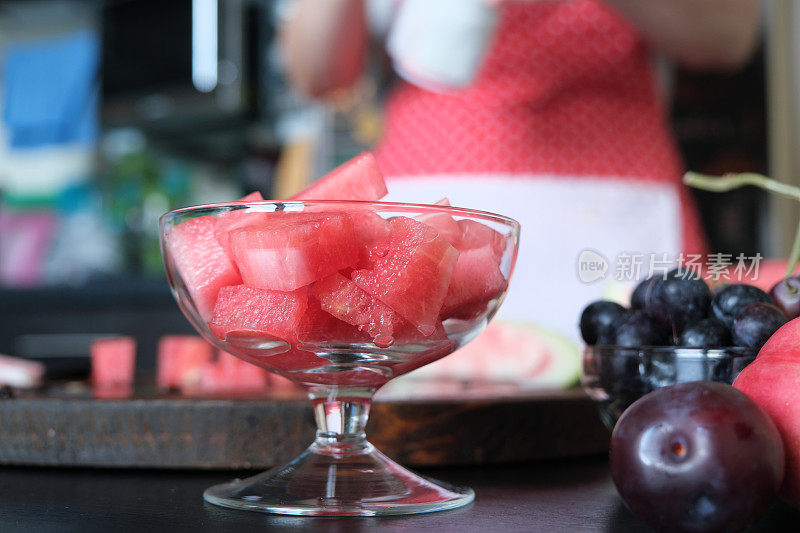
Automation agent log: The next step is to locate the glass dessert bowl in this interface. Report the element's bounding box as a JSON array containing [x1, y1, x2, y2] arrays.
[[159, 199, 520, 516], [581, 345, 756, 430]]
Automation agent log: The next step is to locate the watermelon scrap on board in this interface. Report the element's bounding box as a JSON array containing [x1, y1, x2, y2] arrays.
[[91, 337, 136, 388], [0, 354, 45, 389], [230, 212, 361, 291], [351, 217, 459, 335], [289, 152, 387, 201], [312, 272, 406, 347], [197, 350, 269, 394], [156, 335, 215, 390], [167, 215, 243, 321], [209, 284, 308, 343]]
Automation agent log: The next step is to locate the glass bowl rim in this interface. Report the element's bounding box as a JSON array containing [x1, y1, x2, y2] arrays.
[[583, 344, 757, 358], [159, 199, 521, 230]]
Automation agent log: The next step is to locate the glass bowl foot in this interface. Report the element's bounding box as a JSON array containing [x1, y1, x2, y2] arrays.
[[203, 443, 474, 516]]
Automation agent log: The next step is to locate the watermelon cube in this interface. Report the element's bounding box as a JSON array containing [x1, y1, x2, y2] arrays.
[[91, 337, 136, 388], [351, 217, 459, 335], [457, 219, 506, 257], [312, 273, 406, 346], [230, 212, 361, 291], [259, 346, 332, 375], [407, 198, 461, 268], [390, 322, 454, 376], [213, 192, 268, 257], [416, 200, 460, 247], [351, 209, 390, 246], [156, 335, 215, 390], [441, 245, 508, 319], [167, 215, 242, 321], [289, 152, 387, 201], [209, 284, 308, 343], [298, 297, 371, 345], [235, 191, 265, 203]]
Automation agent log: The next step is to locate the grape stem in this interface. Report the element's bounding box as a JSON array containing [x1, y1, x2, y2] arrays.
[[683, 171, 800, 279]]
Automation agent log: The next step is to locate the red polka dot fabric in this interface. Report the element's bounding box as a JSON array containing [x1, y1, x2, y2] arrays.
[[375, 0, 707, 254]]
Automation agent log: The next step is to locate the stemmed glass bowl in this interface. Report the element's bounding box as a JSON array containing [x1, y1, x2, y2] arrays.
[[159, 200, 520, 516]]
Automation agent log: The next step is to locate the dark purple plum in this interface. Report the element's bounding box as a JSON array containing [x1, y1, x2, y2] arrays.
[[580, 300, 626, 345], [610, 382, 784, 533], [769, 277, 800, 320], [648, 268, 711, 334], [710, 284, 773, 329], [601, 310, 670, 347], [678, 318, 731, 348], [731, 302, 788, 350], [631, 277, 656, 310]]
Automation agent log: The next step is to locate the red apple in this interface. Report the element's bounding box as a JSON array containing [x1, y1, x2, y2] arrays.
[[755, 317, 800, 362], [734, 357, 800, 508]]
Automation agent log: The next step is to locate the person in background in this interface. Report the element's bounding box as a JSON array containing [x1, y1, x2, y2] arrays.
[[280, 0, 763, 351]]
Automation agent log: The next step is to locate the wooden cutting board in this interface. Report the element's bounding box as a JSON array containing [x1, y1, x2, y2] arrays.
[[0, 381, 609, 469]]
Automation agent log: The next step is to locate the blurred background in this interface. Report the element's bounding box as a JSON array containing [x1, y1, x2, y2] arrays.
[[0, 0, 795, 373]]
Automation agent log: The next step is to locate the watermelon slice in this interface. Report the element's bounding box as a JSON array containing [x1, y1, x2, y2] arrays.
[[230, 212, 360, 291], [441, 245, 508, 319], [209, 284, 308, 343], [289, 152, 387, 201], [167, 215, 243, 321], [156, 335, 215, 390], [351, 217, 459, 335], [91, 337, 136, 388], [312, 272, 406, 346]]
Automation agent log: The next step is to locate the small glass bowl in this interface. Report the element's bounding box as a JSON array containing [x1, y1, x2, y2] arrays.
[[581, 345, 757, 430]]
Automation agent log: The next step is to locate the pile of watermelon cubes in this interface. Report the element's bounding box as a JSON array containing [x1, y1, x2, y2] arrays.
[[165, 153, 509, 377]]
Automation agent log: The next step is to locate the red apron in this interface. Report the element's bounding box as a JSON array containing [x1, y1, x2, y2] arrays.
[[376, 0, 706, 255]]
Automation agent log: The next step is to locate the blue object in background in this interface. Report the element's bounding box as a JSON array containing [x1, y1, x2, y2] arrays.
[[2, 30, 99, 149]]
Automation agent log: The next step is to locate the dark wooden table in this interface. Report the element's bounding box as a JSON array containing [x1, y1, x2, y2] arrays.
[[1, 458, 797, 532]]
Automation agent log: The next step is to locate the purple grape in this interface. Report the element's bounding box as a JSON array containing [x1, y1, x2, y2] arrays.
[[610, 382, 784, 533], [769, 277, 800, 319], [603, 310, 671, 347], [678, 318, 731, 348], [731, 302, 788, 350], [710, 284, 773, 329], [580, 300, 627, 345], [648, 268, 711, 334], [631, 277, 656, 310]]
